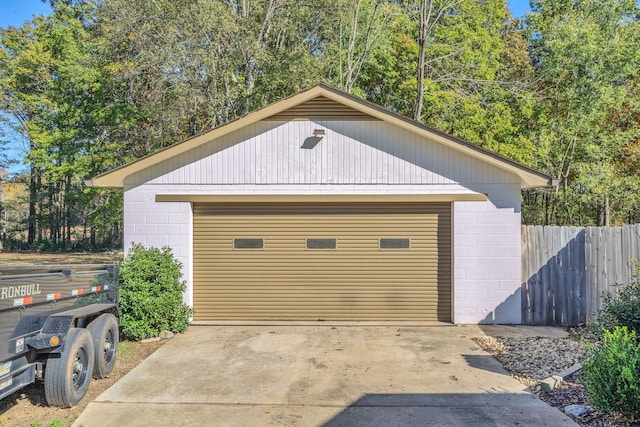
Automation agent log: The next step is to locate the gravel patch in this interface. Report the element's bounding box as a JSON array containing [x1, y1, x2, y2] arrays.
[[473, 334, 639, 427]]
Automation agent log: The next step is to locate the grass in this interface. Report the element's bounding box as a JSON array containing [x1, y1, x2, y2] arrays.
[[116, 340, 138, 358], [0, 250, 123, 265], [31, 420, 63, 427]]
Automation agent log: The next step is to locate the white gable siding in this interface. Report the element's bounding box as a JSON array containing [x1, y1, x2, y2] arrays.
[[126, 120, 519, 188]]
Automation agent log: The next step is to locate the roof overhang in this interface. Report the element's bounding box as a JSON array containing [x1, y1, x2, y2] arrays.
[[155, 194, 488, 203], [87, 83, 555, 189]]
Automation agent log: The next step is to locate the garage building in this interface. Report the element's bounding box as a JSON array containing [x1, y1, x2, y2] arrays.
[[89, 84, 553, 324]]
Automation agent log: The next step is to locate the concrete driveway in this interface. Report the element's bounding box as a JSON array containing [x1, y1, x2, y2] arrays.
[[74, 325, 576, 426]]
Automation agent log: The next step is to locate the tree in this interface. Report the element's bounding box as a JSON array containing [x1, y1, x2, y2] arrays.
[[359, 0, 538, 163], [321, 0, 400, 94], [525, 0, 640, 225], [413, 0, 461, 121], [3, 0, 640, 245], [92, 0, 333, 156], [0, 119, 20, 246], [0, 2, 122, 247]]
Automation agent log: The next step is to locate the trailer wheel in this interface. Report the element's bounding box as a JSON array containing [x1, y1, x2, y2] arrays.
[[44, 328, 95, 407], [88, 313, 119, 378]]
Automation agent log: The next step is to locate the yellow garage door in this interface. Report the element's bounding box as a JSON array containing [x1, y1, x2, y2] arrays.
[[193, 203, 451, 321]]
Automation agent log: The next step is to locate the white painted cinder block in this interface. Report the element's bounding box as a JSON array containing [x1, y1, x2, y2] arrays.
[[146, 235, 168, 247], [465, 224, 487, 235], [162, 224, 181, 235], [146, 213, 169, 224], [134, 224, 157, 235], [487, 268, 512, 280], [123, 187, 192, 307], [124, 213, 146, 225], [453, 182, 522, 324]]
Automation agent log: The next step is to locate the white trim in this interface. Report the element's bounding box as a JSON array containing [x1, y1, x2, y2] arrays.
[[156, 194, 488, 203]]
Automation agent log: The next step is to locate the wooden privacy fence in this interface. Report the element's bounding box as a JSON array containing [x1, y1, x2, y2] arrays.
[[521, 225, 640, 326]]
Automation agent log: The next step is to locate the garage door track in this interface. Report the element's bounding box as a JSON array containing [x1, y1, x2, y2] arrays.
[[73, 325, 576, 426]]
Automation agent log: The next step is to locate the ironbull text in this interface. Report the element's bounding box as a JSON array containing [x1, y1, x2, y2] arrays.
[[0, 284, 42, 299]]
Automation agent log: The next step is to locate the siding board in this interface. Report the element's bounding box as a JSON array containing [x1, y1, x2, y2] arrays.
[[265, 96, 381, 121]]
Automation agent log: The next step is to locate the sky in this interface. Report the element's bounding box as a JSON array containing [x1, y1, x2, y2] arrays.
[[0, 1, 533, 27], [0, 1, 53, 174], [0, 0, 52, 29], [508, 0, 532, 18], [0, 0, 532, 174]]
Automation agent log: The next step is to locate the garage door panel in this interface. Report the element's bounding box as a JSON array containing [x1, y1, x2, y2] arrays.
[[196, 283, 444, 289], [193, 312, 450, 321], [193, 203, 451, 321]]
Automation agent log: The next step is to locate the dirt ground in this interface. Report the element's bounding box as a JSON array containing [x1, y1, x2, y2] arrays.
[[0, 251, 123, 265], [0, 340, 166, 427]]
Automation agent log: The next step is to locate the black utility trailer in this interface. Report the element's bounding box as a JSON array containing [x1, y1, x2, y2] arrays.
[[0, 264, 119, 407]]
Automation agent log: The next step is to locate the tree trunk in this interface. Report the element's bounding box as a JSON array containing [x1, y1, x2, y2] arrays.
[[413, 0, 427, 121], [113, 221, 121, 247], [544, 192, 551, 226], [90, 226, 96, 248], [598, 195, 610, 227], [49, 183, 56, 245], [65, 176, 71, 247], [28, 166, 37, 244]]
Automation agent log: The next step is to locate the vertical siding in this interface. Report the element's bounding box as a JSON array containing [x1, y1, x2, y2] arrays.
[[127, 121, 519, 187]]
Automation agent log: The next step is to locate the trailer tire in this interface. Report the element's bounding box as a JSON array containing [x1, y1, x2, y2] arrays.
[[88, 313, 119, 378], [44, 328, 95, 407]]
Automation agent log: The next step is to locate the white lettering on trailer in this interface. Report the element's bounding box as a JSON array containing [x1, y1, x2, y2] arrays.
[[0, 284, 41, 300]]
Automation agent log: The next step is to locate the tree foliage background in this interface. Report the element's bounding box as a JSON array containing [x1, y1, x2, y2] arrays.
[[1, 0, 639, 249]]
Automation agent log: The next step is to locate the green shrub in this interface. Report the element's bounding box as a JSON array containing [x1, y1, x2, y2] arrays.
[[591, 260, 640, 335], [583, 326, 640, 421], [119, 244, 193, 341]]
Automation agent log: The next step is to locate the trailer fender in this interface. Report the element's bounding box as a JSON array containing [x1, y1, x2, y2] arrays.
[[25, 304, 118, 352]]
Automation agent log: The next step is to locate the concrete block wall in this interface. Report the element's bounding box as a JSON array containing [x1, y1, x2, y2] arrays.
[[453, 183, 522, 324], [123, 186, 193, 307]]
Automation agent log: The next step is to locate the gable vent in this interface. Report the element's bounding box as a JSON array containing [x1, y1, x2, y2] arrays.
[[265, 96, 381, 121]]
